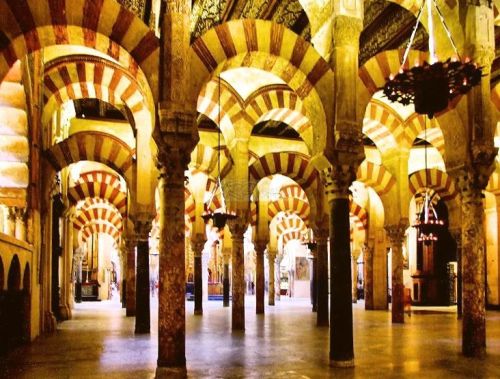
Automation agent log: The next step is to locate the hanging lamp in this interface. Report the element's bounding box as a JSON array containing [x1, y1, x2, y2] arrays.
[[412, 118, 444, 245], [382, 0, 482, 118], [201, 0, 237, 230]]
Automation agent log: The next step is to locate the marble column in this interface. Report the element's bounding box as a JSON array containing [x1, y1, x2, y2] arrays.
[[456, 174, 488, 357], [323, 165, 357, 367], [385, 222, 407, 324], [222, 247, 231, 307], [267, 248, 276, 306], [315, 226, 329, 327], [135, 219, 152, 334], [351, 253, 359, 303], [156, 148, 191, 375], [59, 214, 73, 320], [191, 234, 205, 315], [363, 241, 374, 310], [254, 240, 266, 314], [125, 237, 137, 317], [228, 220, 246, 331]]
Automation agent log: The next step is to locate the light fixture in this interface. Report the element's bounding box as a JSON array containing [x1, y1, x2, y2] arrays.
[[382, 0, 482, 118], [412, 118, 444, 245], [201, 0, 237, 230]]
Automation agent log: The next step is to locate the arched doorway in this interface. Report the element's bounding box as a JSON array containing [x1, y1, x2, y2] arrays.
[[22, 263, 31, 343], [3, 255, 23, 352]]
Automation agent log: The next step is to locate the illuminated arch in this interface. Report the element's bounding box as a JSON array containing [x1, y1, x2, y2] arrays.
[[44, 131, 134, 183], [0, 0, 159, 98]]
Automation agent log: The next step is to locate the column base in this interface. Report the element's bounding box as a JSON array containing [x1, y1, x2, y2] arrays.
[[317, 319, 329, 327], [59, 304, 71, 321], [135, 327, 150, 334], [462, 346, 486, 358], [44, 311, 57, 333], [155, 366, 187, 378], [126, 309, 136, 317], [330, 359, 354, 368], [194, 309, 203, 315]]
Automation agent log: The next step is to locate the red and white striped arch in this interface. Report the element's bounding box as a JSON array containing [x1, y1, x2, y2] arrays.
[[268, 198, 310, 226], [42, 56, 152, 130], [408, 169, 457, 201], [190, 144, 233, 179], [73, 203, 122, 232], [44, 131, 134, 183], [356, 160, 396, 196], [190, 19, 332, 153], [279, 184, 308, 201], [246, 85, 312, 146], [78, 221, 121, 246], [358, 50, 428, 97], [249, 152, 319, 194], [350, 199, 368, 231], [68, 171, 127, 215], [197, 78, 242, 125], [281, 229, 305, 246], [363, 100, 401, 152], [0, 0, 159, 100], [276, 215, 307, 237]]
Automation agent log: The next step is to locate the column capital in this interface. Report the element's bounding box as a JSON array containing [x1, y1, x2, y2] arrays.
[[124, 235, 138, 250], [133, 218, 152, 241], [321, 164, 357, 201], [155, 110, 198, 184], [227, 209, 249, 238], [191, 234, 205, 257], [163, 0, 190, 13], [254, 239, 267, 255], [266, 248, 277, 261], [384, 220, 408, 245], [332, 15, 363, 48], [451, 168, 491, 204]]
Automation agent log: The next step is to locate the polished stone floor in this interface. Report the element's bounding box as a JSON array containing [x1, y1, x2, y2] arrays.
[[1, 295, 500, 378]]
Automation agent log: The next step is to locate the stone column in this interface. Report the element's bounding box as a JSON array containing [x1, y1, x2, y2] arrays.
[[119, 242, 127, 309], [267, 248, 277, 306], [222, 247, 231, 307], [191, 234, 205, 315], [155, 113, 197, 375], [156, 148, 192, 375], [59, 213, 73, 320], [135, 219, 152, 334], [254, 240, 266, 314], [324, 0, 364, 365], [323, 166, 356, 367], [456, 173, 489, 357], [228, 219, 247, 330], [125, 237, 137, 317], [450, 229, 462, 317], [455, 2, 496, 358], [315, 225, 329, 326], [351, 252, 360, 303], [385, 222, 407, 324], [363, 241, 374, 310]]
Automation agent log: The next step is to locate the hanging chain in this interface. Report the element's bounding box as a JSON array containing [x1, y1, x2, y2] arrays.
[[401, 0, 462, 70]]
